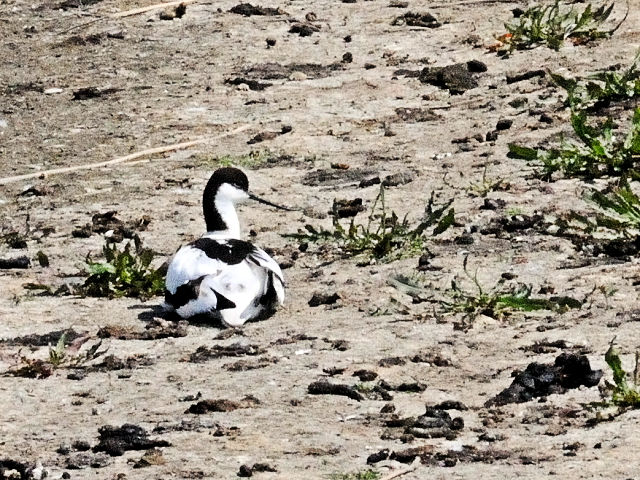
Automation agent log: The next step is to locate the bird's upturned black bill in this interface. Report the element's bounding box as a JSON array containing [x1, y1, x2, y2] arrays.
[[249, 192, 294, 211]]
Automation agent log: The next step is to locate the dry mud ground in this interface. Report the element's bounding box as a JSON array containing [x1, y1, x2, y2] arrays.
[[1, 0, 640, 478]]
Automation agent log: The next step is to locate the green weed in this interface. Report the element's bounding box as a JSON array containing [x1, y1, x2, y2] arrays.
[[603, 341, 640, 408], [79, 238, 164, 298], [502, 1, 619, 53], [285, 186, 454, 263], [329, 470, 380, 480], [554, 181, 640, 239], [508, 107, 640, 180], [441, 257, 581, 327], [7, 332, 107, 378], [551, 50, 640, 109]]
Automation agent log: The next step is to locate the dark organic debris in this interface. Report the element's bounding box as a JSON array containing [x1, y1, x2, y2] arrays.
[[289, 23, 319, 37], [93, 424, 170, 456], [159, 2, 187, 20], [133, 448, 166, 468], [359, 176, 381, 188], [419, 61, 486, 94], [91, 354, 154, 372], [230, 3, 283, 16], [2, 232, 27, 249], [394, 107, 440, 123], [353, 369, 378, 381], [224, 357, 278, 371], [72, 87, 120, 101], [486, 353, 603, 406], [368, 444, 511, 466], [187, 396, 260, 414], [56, 0, 102, 9], [0, 256, 30, 269], [332, 198, 365, 218], [66, 452, 112, 469], [308, 380, 364, 401], [392, 12, 440, 28], [72, 211, 150, 241], [302, 168, 377, 186], [97, 321, 188, 341], [384, 405, 464, 440], [247, 125, 291, 144], [382, 171, 415, 187], [189, 343, 265, 363], [238, 462, 278, 477], [153, 418, 239, 436], [506, 69, 546, 84], [224, 77, 272, 91], [521, 339, 570, 354], [242, 62, 343, 80], [1, 328, 85, 346], [378, 356, 406, 367], [308, 292, 340, 307], [0, 459, 31, 479], [271, 333, 318, 345], [480, 214, 544, 235]]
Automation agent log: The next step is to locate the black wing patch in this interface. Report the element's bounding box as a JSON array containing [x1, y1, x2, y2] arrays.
[[191, 238, 256, 265], [166, 275, 237, 311], [165, 275, 205, 309], [260, 271, 279, 308]]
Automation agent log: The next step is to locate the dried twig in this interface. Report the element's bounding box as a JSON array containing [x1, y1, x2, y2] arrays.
[[0, 125, 251, 185], [110, 0, 197, 18], [379, 460, 419, 480]]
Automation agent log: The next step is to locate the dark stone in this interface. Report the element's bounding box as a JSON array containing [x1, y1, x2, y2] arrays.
[[342, 52, 353, 63], [496, 119, 513, 131], [308, 292, 340, 307]]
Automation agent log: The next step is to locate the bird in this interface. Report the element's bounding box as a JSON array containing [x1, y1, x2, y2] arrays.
[[164, 167, 290, 327]]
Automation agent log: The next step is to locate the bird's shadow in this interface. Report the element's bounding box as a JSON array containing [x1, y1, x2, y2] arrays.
[[129, 302, 277, 328], [129, 303, 226, 329]]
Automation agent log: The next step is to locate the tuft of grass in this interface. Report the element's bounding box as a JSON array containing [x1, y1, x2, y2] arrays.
[[286, 186, 454, 263], [441, 257, 581, 327], [467, 166, 508, 198], [501, 1, 618, 53], [197, 150, 276, 169], [329, 470, 381, 480], [508, 107, 640, 180], [551, 50, 640, 110], [79, 238, 164, 299]]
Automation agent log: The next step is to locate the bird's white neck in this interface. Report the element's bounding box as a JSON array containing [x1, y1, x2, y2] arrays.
[[206, 196, 241, 239]]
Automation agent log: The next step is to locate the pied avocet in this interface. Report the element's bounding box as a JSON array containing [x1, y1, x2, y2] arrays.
[[164, 167, 290, 326]]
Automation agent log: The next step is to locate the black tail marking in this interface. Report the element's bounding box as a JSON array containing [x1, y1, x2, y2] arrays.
[[213, 289, 236, 310]]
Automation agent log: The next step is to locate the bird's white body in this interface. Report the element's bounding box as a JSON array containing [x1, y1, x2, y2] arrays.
[[163, 168, 286, 327], [165, 237, 284, 326]]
